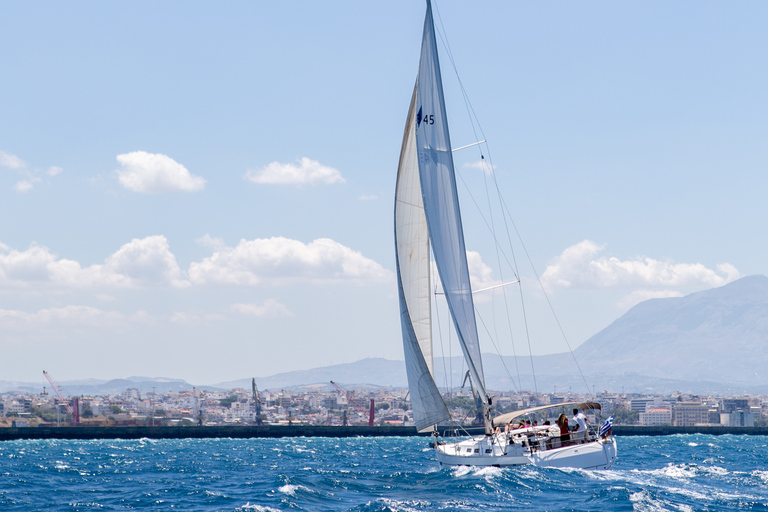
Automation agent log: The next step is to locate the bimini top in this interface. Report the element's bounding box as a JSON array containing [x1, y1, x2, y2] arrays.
[[492, 401, 602, 427]]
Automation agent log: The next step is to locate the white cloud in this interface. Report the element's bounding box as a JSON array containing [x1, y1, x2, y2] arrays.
[[3, 153, 63, 193], [358, 194, 377, 201], [0, 305, 131, 331], [1, 236, 388, 291], [0, 150, 26, 169], [102, 235, 190, 288], [189, 236, 391, 286], [115, 151, 205, 193], [14, 180, 34, 193], [467, 250, 502, 291], [231, 299, 293, 318], [541, 240, 740, 290], [245, 157, 345, 185], [0, 236, 189, 290], [463, 160, 495, 175]]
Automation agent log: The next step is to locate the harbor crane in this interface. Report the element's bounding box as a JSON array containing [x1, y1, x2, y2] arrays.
[[330, 381, 374, 426], [43, 370, 79, 424]]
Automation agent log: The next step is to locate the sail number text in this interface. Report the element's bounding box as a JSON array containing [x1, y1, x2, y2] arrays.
[[417, 113, 435, 126]]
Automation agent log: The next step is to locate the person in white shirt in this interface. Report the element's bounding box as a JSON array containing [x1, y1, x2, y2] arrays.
[[572, 408, 587, 441]]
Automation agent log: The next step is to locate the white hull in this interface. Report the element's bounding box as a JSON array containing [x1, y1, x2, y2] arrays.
[[435, 432, 617, 470]]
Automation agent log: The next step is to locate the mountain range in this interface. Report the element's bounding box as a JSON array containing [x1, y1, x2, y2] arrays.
[[4, 275, 767, 395]]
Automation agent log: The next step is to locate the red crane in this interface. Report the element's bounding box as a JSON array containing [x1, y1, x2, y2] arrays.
[[43, 370, 79, 424], [330, 381, 374, 426]]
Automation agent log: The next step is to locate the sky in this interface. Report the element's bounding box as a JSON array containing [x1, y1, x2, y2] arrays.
[[1, 1, 766, 385]]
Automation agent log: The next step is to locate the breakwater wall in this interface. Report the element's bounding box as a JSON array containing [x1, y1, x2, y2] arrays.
[[0, 425, 424, 441], [2, 425, 768, 441], [612, 425, 768, 436]]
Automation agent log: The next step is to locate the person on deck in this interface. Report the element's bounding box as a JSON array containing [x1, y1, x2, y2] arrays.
[[557, 413, 570, 446], [572, 408, 588, 442]]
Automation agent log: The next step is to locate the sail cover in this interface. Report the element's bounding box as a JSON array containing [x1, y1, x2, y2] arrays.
[[415, 1, 487, 395], [396, 84, 450, 432]]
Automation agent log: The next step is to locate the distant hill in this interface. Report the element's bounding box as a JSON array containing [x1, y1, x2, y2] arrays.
[[0, 377, 205, 396], [215, 358, 406, 391], [571, 274, 768, 384], [230, 275, 768, 394], [5, 276, 767, 396]]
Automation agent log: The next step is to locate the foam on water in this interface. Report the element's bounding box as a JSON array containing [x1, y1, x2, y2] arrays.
[[1, 435, 767, 511]]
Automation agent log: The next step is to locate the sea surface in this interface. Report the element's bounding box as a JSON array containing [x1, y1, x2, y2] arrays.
[[2, 434, 767, 511]]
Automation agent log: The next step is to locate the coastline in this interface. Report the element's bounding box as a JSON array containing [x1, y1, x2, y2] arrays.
[[2, 424, 768, 441]]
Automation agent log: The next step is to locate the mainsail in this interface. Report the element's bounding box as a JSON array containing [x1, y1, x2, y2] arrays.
[[396, 0, 490, 433]]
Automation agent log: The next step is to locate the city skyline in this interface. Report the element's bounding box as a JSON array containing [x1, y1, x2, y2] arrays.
[[2, 1, 767, 383]]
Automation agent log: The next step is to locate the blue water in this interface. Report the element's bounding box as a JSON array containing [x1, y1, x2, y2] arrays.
[[1, 435, 767, 510]]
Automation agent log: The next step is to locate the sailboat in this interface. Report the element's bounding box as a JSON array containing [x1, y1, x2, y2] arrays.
[[394, 0, 617, 470]]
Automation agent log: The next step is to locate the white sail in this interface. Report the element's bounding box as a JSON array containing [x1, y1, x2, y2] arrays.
[[396, 84, 450, 432], [414, 1, 487, 403]]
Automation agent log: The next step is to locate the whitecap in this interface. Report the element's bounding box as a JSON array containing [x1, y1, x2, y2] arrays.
[[238, 504, 281, 512], [365, 498, 428, 512], [629, 490, 674, 511], [701, 465, 728, 477], [451, 465, 472, 477], [277, 484, 311, 497], [687, 442, 698, 447], [647, 463, 698, 480]]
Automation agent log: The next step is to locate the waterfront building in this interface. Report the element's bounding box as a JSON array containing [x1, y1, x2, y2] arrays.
[[721, 410, 755, 427], [630, 398, 655, 413], [640, 408, 672, 426], [721, 398, 749, 414], [673, 402, 711, 426]]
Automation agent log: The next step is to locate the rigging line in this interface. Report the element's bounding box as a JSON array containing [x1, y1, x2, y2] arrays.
[[475, 137, 525, 394], [434, 282, 450, 395], [495, 191, 592, 398], [474, 304, 519, 394], [454, 169, 518, 279], [448, 292, 453, 398], [473, 148, 532, 396], [434, 3, 527, 392], [432, 3, 482, 146], [515, 280, 537, 394], [434, 1, 528, 395]]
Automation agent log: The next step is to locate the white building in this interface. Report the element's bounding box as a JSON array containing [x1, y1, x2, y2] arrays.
[[630, 398, 656, 413], [640, 408, 672, 426], [720, 410, 754, 427]]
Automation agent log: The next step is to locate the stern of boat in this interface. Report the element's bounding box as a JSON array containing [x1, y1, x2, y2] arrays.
[[530, 436, 617, 470]]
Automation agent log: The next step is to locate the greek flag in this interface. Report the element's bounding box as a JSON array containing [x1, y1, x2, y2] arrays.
[[599, 415, 613, 437]]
